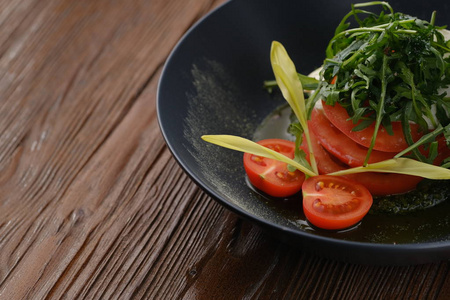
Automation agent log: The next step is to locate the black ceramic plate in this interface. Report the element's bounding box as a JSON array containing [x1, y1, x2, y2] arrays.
[[157, 0, 450, 265]]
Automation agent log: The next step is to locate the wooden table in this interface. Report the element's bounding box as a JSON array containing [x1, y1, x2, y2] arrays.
[[1, 0, 450, 299]]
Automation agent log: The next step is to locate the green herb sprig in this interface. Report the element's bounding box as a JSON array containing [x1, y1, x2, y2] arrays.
[[317, 1, 450, 164]]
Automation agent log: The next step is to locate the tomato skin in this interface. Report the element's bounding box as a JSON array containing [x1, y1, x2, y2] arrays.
[[345, 173, 423, 196], [309, 108, 395, 167], [243, 139, 305, 197], [301, 130, 423, 195], [302, 175, 373, 230], [321, 100, 423, 152]]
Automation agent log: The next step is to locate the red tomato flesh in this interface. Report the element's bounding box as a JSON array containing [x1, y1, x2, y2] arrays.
[[302, 175, 373, 230], [321, 100, 424, 152], [243, 139, 305, 197], [309, 108, 395, 167], [300, 130, 423, 195]]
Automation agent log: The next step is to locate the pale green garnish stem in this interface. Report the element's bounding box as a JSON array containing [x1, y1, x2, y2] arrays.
[[329, 158, 450, 179], [270, 41, 319, 174], [201, 135, 317, 177]]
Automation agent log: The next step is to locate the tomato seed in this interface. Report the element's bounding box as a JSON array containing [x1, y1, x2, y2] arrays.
[[276, 172, 284, 179], [251, 156, 266, 166], [313, 198, 324, 211], [315, 181, 324, 191], [312, 197, 360, 214]]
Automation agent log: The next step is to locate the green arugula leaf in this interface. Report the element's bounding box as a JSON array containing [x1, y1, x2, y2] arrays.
[[316, 2, 450, 163]]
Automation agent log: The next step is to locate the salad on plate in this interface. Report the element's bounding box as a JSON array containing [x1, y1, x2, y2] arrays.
[[202, 2, 450, 230]]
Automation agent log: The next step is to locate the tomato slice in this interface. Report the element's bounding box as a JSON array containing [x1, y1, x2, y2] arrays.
[[309, 108, 395, 167], [243, 139, 305, 197], [300, 130, 423, 195], [302, 175, 373, 230], [321, 100, 424, 152], [345, 172, 423, 196]]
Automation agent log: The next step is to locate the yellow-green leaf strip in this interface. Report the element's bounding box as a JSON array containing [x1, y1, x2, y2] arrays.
[[270, 41, 319, 174], [329, 158, 450, 179], [201, 135, 317, 177]]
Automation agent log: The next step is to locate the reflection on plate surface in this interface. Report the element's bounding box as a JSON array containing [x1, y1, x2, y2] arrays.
[[157, 0, 450, 264]]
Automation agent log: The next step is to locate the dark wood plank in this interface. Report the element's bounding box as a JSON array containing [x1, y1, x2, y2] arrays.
[[0, 0, 225, 298]]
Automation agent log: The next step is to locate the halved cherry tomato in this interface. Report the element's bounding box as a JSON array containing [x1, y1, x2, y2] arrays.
[[243, 139, 305, 197], [309, 108, 395, 167], [321, 100, 424, 152], [302, 175, 373, 230], [300, 130, 423, 195]]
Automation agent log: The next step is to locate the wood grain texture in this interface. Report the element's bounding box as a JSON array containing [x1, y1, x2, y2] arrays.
[[0, 0, 449, 299]]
